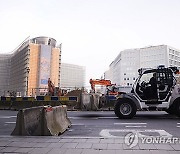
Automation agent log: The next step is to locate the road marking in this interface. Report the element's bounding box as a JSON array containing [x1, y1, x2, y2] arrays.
[[0, 116, 17, 119], [99, 129, 172, 138], [125, 126, 147, 128], [69, 117, 118, 120], [98, 117, 118, 119], [114, 123, 147, 125], [5, 122, 16, 124], [176, 123, 180, 128], [68, 129, 74, 132], [69, 117, 98, 120], [71, 124, 85, 126]]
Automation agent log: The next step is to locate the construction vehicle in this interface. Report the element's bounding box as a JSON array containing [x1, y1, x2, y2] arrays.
[[89, 79, 118, 95], [48, 78, 66, 96], [48, 78, 55, 96], [114, 65, 180, 119], [88, 79, 120, 110]]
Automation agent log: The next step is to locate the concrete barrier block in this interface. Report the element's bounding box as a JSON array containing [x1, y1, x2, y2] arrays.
[[36, 96, 44, 101], [6, 97, 11, 101], [50, 101, 61, 107], [22, 97, 29, 101], [81, 93, 100, 110], [81, 93, 92, 110], [0, 101, 11, 110], [11, 105, 71, 136], [28, 97, 35, 101], [69, 96, 78, 102], [11, 101, 19, 110], [59, 96, 69, 101], [11, 101, 33, 110], [44, 105, 71, 135], [16, 97, 22, 101], [33, 101, 44, 107], [22, 97, 35, 101], [51, 96, 59, 101], [0, 101, 3, 109], [44, 96, 51, 101], [11, 106, 44, 135], [91, 94, 100, 110], [1, 97, 6, 101]]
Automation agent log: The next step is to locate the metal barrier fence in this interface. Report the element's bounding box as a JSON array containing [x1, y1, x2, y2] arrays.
[[0, 96, 78, 110], [0, 96, 78, 102]]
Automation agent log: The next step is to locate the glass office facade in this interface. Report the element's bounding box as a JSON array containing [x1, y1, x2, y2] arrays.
[[0, 55, 11, 96], [0, 37, 61, 96]]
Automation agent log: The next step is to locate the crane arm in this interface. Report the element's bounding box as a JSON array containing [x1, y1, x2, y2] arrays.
[[89, 79, 115, 92]]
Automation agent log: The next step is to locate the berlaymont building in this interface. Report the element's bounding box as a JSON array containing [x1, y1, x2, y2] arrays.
[[0, 36, 61, 96], [104, 45, 180, 87]]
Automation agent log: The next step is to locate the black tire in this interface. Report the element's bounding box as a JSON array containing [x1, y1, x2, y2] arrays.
[[114, 99, 137, 119], [175, 102, 180, 117], [166, 104, 176, 115]]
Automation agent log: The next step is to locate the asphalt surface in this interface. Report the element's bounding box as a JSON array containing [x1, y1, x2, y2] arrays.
[[0, 110, 180, 138]]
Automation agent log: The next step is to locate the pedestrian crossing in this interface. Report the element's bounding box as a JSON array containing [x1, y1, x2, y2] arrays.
[[114, 122, 147, 128], [177, 123, 180, 127]]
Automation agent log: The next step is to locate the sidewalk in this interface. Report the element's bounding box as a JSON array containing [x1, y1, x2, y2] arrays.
[[0, 136, 180, 154]]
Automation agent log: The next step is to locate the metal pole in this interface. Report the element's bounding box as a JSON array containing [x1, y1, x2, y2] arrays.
[[26, 67, 30, 96]]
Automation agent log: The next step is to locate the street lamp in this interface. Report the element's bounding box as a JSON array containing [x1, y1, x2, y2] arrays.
[[26, 67, 30, 96]]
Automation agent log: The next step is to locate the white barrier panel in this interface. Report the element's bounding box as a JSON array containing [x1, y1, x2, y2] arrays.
[[81, 93, 92, 110], [81, 93, 101, 110]]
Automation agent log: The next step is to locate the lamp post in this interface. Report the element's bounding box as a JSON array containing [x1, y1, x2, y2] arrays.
[[26, 67, 30, 96]]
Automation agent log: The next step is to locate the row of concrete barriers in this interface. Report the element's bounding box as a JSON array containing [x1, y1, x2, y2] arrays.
[[81, 93, 116, 110], [0, 93, 116, 111], [11, 105, 71, 136], [0, 96, 78, 110], [0, 96, 78, 102]]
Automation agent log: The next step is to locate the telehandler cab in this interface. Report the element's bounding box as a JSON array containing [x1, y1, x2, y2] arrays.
[[114, 65, 180, 119]]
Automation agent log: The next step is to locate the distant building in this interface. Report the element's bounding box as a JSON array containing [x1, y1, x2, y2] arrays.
[[0, 36, 61, 96], [60, 63, 86, 90], [104, 45, 180, 86], [0, 55, 11, 95]]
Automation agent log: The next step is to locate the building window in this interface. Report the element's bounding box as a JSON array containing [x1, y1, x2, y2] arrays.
[[127, 78, 129, 80], [127, 83, 129, 86], [124, 78, 126, 80], [169, 60, 172, 64], [124, 73, 126, 75], [133, 77, 135, 80]]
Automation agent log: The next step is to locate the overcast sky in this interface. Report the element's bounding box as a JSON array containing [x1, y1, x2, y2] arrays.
[[1, 0, 180, 87]]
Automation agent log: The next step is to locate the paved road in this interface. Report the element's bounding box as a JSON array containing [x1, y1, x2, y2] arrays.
[[0, 110, 17, 136], [1, 110, 180, 153], [65, 111, 180, 138], [0, 110, 180, 138]]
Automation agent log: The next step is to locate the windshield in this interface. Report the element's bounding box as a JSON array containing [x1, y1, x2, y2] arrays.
[[139, 72, 154, 85]]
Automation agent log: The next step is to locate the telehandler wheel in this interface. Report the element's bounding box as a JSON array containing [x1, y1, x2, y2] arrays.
[[166, 104, 176, 115], [175, 103, 180, 117], [114, 99, 137, 119]]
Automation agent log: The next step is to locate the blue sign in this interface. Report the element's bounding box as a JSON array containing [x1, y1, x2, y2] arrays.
[[41, 79, 48, 84]]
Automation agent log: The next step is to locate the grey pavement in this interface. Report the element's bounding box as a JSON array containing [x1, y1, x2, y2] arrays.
[[0, 136, 180, 154]]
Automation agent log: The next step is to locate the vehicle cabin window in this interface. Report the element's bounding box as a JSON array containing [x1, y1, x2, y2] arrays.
[[139, 73, 154, 85]]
